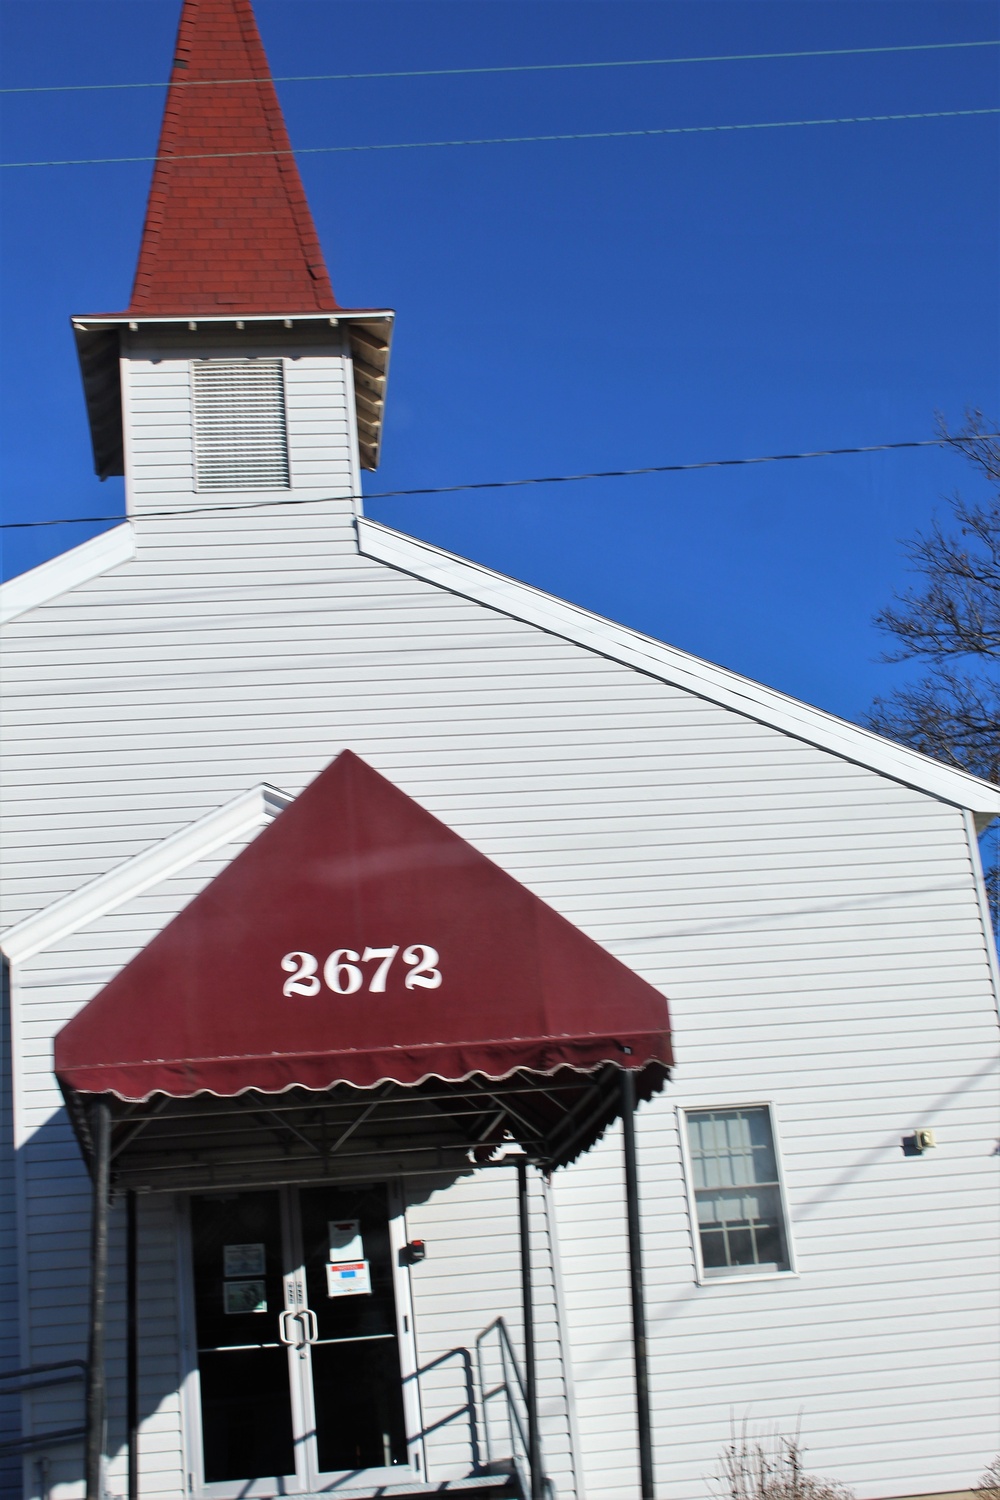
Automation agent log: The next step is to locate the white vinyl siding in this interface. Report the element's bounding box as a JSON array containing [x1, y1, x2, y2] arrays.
[[118, 342, 358, 515], [404, 1168, 579, 1496], [191, 359, 289, 492]]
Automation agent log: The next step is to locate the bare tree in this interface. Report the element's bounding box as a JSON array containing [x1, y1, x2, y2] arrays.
[[977, 1457, 1000, 1500], [866, 411, 1000, 928], [711, 1424, 854, 1500]]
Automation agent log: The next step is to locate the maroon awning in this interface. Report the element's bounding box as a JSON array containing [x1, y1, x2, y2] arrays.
[[55, 752, 672, 1108]]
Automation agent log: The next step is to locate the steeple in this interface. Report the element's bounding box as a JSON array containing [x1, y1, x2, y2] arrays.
[[73, 0, 392, 480], [128, 0, 337, 316]]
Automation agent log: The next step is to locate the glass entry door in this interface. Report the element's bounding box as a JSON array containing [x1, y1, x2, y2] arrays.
[[188, 1184, 413, 1494]]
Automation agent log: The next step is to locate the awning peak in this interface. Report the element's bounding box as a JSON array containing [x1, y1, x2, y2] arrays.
[[56, 750, 672, 1167]]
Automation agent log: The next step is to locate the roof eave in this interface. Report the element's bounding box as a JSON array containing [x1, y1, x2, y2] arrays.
[[357, 517, 1000, 823], [72, 311, 394, 328], [72, 310, 394, 478], [74, 324, 124, 481]]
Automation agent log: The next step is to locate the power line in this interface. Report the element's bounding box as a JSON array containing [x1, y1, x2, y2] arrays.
[[3, 437, 993, 532], [2, 37, 996, 97], [3, 105, 996, 170]]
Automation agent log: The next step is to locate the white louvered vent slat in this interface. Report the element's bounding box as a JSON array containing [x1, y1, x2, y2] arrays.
[[192, 359, 290, 491]]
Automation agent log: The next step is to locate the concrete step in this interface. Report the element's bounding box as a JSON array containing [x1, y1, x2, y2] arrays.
[[299, 1472, 522, 1500]]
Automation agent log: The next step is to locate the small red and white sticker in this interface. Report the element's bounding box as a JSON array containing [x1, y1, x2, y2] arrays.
[[326, 1259, 372, 1298]]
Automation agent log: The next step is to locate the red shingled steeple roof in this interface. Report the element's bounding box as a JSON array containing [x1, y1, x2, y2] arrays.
[[127, 0, 338, 315], [74, 0, 393, 478]]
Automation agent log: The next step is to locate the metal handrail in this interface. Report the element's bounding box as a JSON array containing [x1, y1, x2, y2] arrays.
[[475, 1318, 554, 1498], [0, 1361, 87, 1457], [479, 1318, 527, 1406], [404, 1344, 482, 1471], [475, 1317, 528, 1465]]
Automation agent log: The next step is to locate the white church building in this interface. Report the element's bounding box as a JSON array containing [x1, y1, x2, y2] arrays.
[[1, 3, 998, 1499]]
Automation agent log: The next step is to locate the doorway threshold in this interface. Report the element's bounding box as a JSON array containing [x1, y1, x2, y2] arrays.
[[298, 1472, 520, 1499]]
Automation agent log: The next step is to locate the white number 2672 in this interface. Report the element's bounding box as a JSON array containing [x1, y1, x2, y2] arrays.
[[281, 944, 441, 998]]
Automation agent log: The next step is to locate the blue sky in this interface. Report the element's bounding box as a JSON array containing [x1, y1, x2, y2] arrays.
[[1, 0, 998, 730]]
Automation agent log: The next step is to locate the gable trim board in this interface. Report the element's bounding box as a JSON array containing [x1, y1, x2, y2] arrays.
[[0, 524, 135, 625], [3, 512, 997, 828], [0, 783, 292, 965], [357, 517, 1000, 826]]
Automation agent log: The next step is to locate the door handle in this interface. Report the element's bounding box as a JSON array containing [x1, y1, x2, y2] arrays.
[[300, 1308, 318, 1344], [278, 1309, 302, 1347]]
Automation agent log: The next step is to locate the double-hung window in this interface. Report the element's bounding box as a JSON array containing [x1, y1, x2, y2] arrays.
[[683, 1105, 792, 1279]]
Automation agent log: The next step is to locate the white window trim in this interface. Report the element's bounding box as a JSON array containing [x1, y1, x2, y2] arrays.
[[281, 356, 294, 491], [677, 1100, 798, 1286]]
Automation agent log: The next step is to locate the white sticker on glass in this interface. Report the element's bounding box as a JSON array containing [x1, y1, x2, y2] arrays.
[[326, 1260, 372, 1298], [328, 1218, 363, 1262]]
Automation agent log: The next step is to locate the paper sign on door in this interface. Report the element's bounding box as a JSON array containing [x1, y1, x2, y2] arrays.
[[223, 1242, 265, 1277], [328, 1218, 363, 1261], [326, 1260, 372, 1297], [224, 1280, 267, 1314]]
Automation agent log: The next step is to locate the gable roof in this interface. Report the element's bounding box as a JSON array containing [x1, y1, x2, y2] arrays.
[[2, 514, 996, 827], [128, 0, 336, 316], [357, 517, 1000, 827]]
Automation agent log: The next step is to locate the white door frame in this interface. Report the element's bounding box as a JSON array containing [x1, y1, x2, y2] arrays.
[[176, 1180, 424, 1497]]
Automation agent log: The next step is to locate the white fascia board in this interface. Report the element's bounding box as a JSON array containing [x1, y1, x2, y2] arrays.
[[1, 783, 292, 965], [72, 311, 394, 330], [0, 524, 135, 625], [358, 517, 1000, 821]]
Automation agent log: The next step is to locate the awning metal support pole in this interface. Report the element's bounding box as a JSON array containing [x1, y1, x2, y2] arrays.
[[127, 1189, 138, 1500], [517, 1158, 543, 1499], [85, 1100, 111, 1500], [621, 1068, 654, 1499]]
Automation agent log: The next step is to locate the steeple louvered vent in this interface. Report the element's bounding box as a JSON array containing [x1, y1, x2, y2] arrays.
[[192, 359, 290, 491]]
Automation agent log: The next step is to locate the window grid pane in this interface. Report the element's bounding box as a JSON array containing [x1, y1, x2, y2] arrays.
[[687, 1108, 789, 1275]]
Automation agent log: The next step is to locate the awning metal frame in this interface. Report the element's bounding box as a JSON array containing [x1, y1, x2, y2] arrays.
[[64, 1062, 668, 1192]]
